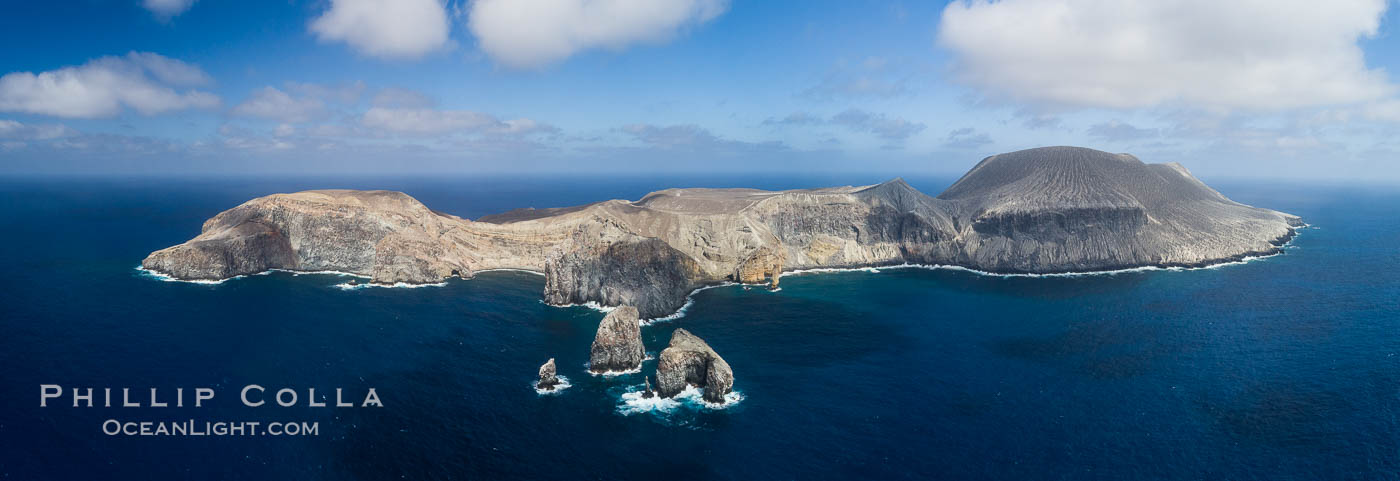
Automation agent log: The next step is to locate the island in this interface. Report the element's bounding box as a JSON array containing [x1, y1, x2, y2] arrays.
[[143, 146, 1303, 319]]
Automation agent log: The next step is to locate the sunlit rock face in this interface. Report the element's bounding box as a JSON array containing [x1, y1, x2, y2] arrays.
[[588, 307, 645, 374], [654, 329, 733, 404], [536, 358, 560, 391]]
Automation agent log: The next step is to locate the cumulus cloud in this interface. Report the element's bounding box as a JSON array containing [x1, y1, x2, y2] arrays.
[[361, 107, 495, 135], [1360, 100, 1400, 123], [0, 52, 220, 118], [622, 123, 721, 148], [763, 109, 926, 147], [491, 118, 559, 136], [360, 107, 554, 137], [468, 0, 729, 69], [761, 112, 824, 126], [310, 0, 450, 60], [1087, 120, 1160, 142], [620, 123, 786, 154], [126, 52, 212, 86], [801, 56, 917, 101], [1014, 109, 1063, 130], [831, 109, 926, 141], [371, 88, 436, 109], [143, 0, 197, 19], [943, 128, 992, 149], [231, 87, 327, 123], [937, 0, 1395, 111], [0, 119, 76, 140], [287, 81, 365, 105]]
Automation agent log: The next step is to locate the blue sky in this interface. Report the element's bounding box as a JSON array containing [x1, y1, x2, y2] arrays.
[[2, 0, 1399, 180]]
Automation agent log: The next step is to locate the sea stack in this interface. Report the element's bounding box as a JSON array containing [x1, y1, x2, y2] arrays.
[[537, 358, 560, 391], [643, 376, 656, 399], [655, 329, 734, 404], [589, 306, 645, 374]]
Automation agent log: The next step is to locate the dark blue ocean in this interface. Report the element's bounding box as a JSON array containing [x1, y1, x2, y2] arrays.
[[1, 175, 1397, 480]]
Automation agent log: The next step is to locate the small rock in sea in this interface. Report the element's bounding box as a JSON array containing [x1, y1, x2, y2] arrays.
[[642, 376, 656, 399], [537, 358, 560, 391]]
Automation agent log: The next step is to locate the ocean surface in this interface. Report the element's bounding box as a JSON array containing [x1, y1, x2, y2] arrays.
[[1, 175, 1397, 480]]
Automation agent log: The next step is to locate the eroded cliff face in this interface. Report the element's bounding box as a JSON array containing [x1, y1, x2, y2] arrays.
[[143, 147, 1301, 318], [734, 246, 784, 288], [545, 237, 703, 319]]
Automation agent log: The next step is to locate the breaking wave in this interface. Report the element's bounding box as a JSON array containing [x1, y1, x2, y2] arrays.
[[333, 280, 447, 290], [135, 266, 238, 285], [261, 269, 370, 278], [545, 300, 618, 314], [533, 375, 572, 395], [476, 268, 545, 276], [641, 282, 738, 325], [616, 384, 743, 416], [584, 354, 654, 377]]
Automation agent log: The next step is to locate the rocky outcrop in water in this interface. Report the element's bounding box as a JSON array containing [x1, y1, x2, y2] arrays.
[[588, 306, 645, 374], [536, 358, 560, 391], [655, 329, 734, 403], [642, 376, 656, 399], [145, 147, 1302, 318]]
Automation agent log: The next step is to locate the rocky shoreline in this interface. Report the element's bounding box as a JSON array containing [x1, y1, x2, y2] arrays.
[[143, 146, 1303, 319]]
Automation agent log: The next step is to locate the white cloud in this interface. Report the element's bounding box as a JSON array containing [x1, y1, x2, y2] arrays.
[[762, 112, 825, 126], [468, 0, 729, 69], [0, 52, 220, 118], [286, 81, 365, 105], [938, 0, 1394, 111], [126, 52, 211, 86], [620, 123, 787, 154], [830, 109, 926, 142], [143, 0, 197, 19], [1087, 120, 1159, 142], [802, 56, 919, 101], [361, 107, 498, 135], [371, 87, 435, 108], [943, 127, 992, 149], [491, 118, 558, 136], [310, 0, 450, 60], [1362, 100, 1400, 122], [0, 119, 76, 140], [231, 87, 326, 123]]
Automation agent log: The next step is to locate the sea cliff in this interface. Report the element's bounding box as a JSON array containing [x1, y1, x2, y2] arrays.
[[143, 147, 1303, 318]]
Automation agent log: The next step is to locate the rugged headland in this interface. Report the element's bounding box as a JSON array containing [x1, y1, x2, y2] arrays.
[[143, 146, 1303, 318]]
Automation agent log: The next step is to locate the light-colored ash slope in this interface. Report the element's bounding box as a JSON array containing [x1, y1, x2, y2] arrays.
[[143, 146, 1302, 318]]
